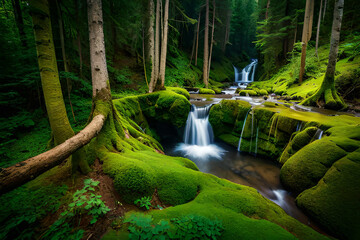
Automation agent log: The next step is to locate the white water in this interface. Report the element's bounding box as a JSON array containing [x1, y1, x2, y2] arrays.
[[176, 105, 226, 160], [233, 59, 258, 85], [237, 109, 251, 152]]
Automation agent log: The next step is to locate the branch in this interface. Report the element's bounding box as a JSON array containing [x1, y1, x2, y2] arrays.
[[0, 114, 106, 195]]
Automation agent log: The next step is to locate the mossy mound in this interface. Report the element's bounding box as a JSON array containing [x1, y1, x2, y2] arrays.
[[279, 127, 318, 164], [296, 149, 360, 240], [166, 87, 190, 100], [199, 88, 216, 94], [239, 90, 258, 96]]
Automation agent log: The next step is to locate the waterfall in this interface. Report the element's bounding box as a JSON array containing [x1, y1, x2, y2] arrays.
[[234, 59, 258, 84], [318, 130, 324, 139], [176, 105, 225, 160], [237, 109, 251, 152], [255, 127, 259, 156], [183, 105, 214, 145]]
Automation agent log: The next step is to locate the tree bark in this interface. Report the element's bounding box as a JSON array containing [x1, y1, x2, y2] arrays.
[[0, 115, 105, 195], [151, 0, 160, 92], [203, 0, 209, 88], [208, 0, 215, 79], [75, 0, 83, 79], [265, 0, 270, 20], [55, 0, 76, 123], [222, 3, 231, 53], [315, 0, 323, 58], [88, 0, 110, 96], [12, 0, 27, 48], [299, 0, 314, 83], [195, 11, 201, 66], [323, 0, 327, 21], [159, 0, 169, 89], [147, 0, 156, 93]]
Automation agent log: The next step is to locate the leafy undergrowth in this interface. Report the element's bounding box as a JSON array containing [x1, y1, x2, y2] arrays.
[[251, 38, 360, 106]]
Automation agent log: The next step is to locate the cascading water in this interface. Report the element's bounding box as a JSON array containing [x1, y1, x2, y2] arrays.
[[237, 109, 251, 152], [176, 105, 225, 160], [233, 59, 258, 86]]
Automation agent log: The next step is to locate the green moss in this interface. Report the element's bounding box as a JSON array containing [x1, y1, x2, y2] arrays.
[[239, 90, 258, 96], [280, 139, 348, 193], [259, 89, 269, 95], [166, 87, 190, 100], [296, 155, 360, 239], [218, 134, 240, 147], [199, 88, 216, 94]]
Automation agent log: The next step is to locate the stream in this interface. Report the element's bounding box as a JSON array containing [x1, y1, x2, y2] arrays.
[[161, 89, 335, 236]]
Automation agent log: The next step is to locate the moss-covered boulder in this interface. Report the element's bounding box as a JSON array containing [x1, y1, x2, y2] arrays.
[[239, 90, 258, 96], [259, 89, 269, 95], [279, 127, 318, 164], [199, 88, 216, 94], [296, 149, 360, 240], [209, 100, 251, 139], [166, 87, 190, 100]]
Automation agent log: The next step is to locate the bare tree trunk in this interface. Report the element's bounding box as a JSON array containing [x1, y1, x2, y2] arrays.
[[265, 0, 270, 20], [222, 3, 231, 53], [159, 0, 169, 89], [88, 0, 110, 96], [195, 11, 201, 66], [299, 0, 314, 83], [323, 0, 327, 21], [151, 0, 160, 92], [293, 20, 298, 45], [55, 0, 76, 123], [12, 0, 27, 48], [0, 115, 105, 195], [75, 0, 83, 79], [147, 0, 156, 93], [142, 28, 149, 89], [208, 0, 215, 79], [315, 0, 323, 58], [189, 20, 197, 65], [203, 0, 209, 88]]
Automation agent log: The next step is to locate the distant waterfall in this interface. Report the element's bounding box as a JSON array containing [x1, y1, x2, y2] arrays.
[[176, 105, 225, 160], [183, 105, 214, 146], [234, 59, 258, 84]]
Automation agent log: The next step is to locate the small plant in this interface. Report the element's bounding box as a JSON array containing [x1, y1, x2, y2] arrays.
[[124, 213, 171, 239], [43, 179, 110, 239], [134, 196, 152, 210]]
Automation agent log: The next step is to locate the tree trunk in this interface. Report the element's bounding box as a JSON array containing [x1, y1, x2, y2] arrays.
[[315, 0, 323, 58], [12, 0, 27, 48], [159, 0, 169, 89], [55, 0, 76, 123], [265, 0, 270, 20], [147, 0, 156, 93], [31, 0, 89, 172], [151, 0, 160, 92], [323, 0, 327, 21], [75, 0, 83, 79], [0, 115, 105, 195], [299, 0, 314, 83], [208, 0, 215, 80], [88, 0, 110, 96], [302, 0, 346, 110], [222, 3, 231, 53], [195, 11, 201, 66], [189, 19, 197, 65], [203, 0, 209, 88]]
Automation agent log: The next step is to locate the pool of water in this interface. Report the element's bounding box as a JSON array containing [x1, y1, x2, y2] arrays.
[[162, 139, 328, 235]]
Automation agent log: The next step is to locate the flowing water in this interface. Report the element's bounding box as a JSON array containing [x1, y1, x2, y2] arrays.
[[233, 59, 258, 87], [163, 103, 327, 235]]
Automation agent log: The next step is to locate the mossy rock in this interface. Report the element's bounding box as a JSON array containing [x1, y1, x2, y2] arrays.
[[296, 153, 360, 239], [199, 88, 216, 94], [239, 90, 258, 96], [259, 89, 269, 95], [211, 87, 223, 94], [280, 139, 347, 194], [166, 87, 190, 100], [209, 100, 251, 137]]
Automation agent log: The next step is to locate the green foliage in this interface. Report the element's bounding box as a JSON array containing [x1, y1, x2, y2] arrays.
[[124, 213, 171, 240], [134, 196, 152, 210], [124, 213, 223, 240], [43, 179, 110, 239], [0, 184, 68, 240]]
